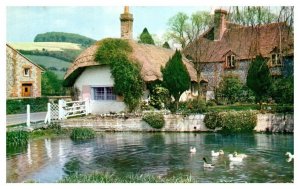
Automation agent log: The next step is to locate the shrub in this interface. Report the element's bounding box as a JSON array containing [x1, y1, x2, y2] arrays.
[[6, 97, 49, 114], [70, 127, 96, 140], [217, 74, 243, 104], [204, 111, 258, 133], [206, 99, 217, 107], [149, 86, 170, 110], [6, 130, 29, 146], [218, 111, 257, 133], [186, 99, 207, 113], [142, 112, 165, 129], [203, 112, 220, 130]]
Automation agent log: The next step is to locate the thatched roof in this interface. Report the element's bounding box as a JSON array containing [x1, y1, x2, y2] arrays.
[[184, 22, 294, 63], [64, 39, 197, 86]]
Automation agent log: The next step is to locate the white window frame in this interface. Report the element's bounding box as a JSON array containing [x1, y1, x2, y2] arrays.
[[92, 86, 116, 101], [24, 68, 30, 76], [226, 55, 236, 68], [271, 53, 282, 66]]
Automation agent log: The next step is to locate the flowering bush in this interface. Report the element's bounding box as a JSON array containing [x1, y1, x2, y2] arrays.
[[204, 110, 258, 132]]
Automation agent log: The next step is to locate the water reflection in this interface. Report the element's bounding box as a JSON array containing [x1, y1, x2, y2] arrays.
[[6, 133, 294, 183]]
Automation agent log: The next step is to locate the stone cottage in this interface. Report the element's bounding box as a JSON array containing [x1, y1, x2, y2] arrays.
[[6, 44, 44, 98], [64, 7, 197, 114], [183, 9, 294, 100]]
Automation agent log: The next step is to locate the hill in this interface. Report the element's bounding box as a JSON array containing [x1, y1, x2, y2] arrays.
[[34, 32, 96, 47], [24, 55, 70, 79]]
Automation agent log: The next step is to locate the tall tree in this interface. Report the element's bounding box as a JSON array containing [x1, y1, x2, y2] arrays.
[[246, 55, 272, 106], [161, 50, 191, 108], [217, 74, 243, 104], [228, 6, 278, 26], [138, 28, 155, 45], [166, 11, 212, 49]]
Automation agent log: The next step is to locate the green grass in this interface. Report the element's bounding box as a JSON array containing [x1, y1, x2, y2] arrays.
[[59, 172, 195, 183], [10, 42, 81, 51], [207, 104, 260, 112], [24, 55, 71, 79]]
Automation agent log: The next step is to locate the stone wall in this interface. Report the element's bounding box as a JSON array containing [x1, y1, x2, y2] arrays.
[[61, 113, 293, 133], [6, 45, 42, 98]]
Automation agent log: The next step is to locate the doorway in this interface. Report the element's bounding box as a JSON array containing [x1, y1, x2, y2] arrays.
[[22, 84, 32, 97]]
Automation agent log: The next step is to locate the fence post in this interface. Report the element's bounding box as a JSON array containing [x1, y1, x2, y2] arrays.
[[26, 104, 30, 127], [47, 103, 51, 124], [85, 100, 90, 115], [58, 99, 65, 120]]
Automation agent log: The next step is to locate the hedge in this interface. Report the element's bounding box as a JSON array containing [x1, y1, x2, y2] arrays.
[[6, 97, 49, 114], [204, 110, 258, 133], [142, 112, 165, 129]]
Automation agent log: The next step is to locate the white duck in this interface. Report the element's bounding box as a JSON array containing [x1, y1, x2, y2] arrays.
[[190, 146, 196, 153], [203, 157, 215, 168], [285, 152, 294, 159], [228, 154, 244, 162], [211, 150, 224, 157], [233, 151, 248, 158]]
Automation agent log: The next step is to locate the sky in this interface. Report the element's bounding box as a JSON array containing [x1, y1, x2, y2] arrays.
[[6, 6, 215, 43]]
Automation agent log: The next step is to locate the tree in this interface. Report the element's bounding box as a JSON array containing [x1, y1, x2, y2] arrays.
[[161, 50, 191, 108], [270, 76, 293, 104], [42, 70, 65, 96], [228, 6, 277, 26], [162, 41, 171, 49], [138, 28, 155, 45], [166, 11, 212, 49], [246, 55, 272, 106], [217, 74, 243, 104]]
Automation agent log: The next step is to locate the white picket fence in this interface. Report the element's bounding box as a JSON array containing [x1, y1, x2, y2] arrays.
[[45, 99, 90, 124]]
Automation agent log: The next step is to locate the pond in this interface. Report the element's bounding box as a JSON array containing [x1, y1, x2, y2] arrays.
[[6, 132, 293, 183]]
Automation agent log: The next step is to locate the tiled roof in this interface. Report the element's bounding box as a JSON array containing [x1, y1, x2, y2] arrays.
[[183, 22, 294, 63]]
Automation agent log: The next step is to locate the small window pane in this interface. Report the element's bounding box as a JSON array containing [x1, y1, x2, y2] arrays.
[[94, 87, 105, 100], [24, 68, 30, 76], [106, 87, 116, 100]]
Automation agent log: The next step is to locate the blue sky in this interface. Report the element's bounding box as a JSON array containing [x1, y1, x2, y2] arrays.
[[6, 6, 214, 43]]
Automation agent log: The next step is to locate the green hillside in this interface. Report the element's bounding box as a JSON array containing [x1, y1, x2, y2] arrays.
[[34, 32, 96, 47], [24, 55, 70, 79]]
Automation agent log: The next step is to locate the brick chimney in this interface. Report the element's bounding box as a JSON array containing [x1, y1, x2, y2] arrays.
[[214, 9, 227, 41], [120, 6, 133, 39]]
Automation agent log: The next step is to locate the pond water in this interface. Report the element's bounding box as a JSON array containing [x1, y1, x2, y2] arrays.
[[6, 132, 293, 183]]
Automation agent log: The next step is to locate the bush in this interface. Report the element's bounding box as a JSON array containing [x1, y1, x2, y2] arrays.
[[70, 127, 96, 140], [206, 99, 217, 106], [274, 105, 294, 113], [204, 111, 258, 133], [203, 112, 220, 129], [149, 86, 170, 110], [6, 130, 29, 146], [186, 99, 207, 113], [142, 112, 165, 129], [6, 97, 49, 114]]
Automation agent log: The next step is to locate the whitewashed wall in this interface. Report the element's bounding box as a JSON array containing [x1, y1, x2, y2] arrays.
[[74, 65, 126, 114]]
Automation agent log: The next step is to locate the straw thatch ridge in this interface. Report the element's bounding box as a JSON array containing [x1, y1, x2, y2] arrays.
[[64, 39, 197, 87]]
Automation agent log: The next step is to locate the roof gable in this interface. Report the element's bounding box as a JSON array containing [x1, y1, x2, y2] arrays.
[[6, 44, 45, 71]]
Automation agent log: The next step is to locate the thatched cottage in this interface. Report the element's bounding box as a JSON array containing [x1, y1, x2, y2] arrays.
[[64, 7, 197, 114], [183, 9, 294, 100], [6, 44, 44, 98]]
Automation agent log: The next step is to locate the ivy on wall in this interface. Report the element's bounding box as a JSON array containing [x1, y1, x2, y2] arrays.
[[94, 38, 144, 112]]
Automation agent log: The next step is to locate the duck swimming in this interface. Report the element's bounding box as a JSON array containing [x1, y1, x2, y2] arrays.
[[211, 150, 224, 157], [228, 154, 244, 162], [285, 152, 294, 159], [203, 157, 215, 168], [190, 146, 196, 153], [233, 151, 247, 158]]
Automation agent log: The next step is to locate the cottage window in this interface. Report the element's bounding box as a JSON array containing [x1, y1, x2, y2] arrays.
[[226, 55, 236, 68], [93, 87, 116, 100], [24, 68, 30, 76], [271, 53, 282, 66]]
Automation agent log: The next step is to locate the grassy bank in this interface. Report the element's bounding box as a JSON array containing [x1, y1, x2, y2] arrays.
[[59, 172, 195, 183]]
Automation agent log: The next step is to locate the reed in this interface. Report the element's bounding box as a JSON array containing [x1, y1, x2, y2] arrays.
[[6, 130, 29, 146], [70, 127, 96, 140], [59, 172, 195, 183]]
